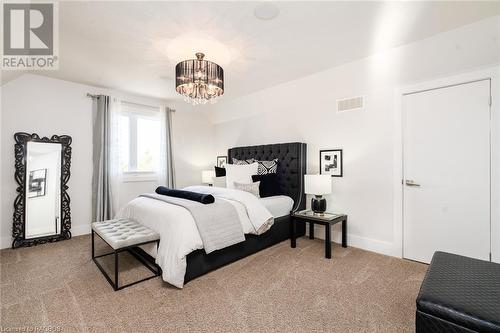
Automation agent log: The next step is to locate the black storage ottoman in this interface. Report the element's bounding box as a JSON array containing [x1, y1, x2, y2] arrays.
[[416, 251, 500, 333]]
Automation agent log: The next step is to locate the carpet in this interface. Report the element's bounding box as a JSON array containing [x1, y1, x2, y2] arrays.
[[0, 234, 427, 332]]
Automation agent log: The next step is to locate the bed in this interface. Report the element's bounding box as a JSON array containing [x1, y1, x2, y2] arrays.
[[185, 142, 307, 283], [122, 142, 307, 287]]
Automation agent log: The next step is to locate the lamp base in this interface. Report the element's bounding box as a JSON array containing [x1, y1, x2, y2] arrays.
[[311, 195, 327, 215]]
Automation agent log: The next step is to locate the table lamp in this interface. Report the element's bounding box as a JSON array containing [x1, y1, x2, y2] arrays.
[[202, 170, 215, 186], [305, 174, 332, 215]]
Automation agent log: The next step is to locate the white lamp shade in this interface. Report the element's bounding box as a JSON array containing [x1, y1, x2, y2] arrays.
[[304, 174, 332, 195], [202, 170, 215, 184]]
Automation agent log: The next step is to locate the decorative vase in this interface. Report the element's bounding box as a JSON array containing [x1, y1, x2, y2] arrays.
[[311, 195, 327, 215]]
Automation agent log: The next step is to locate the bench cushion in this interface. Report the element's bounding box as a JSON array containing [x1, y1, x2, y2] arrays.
[[92, 219, 159, 250], [417, 251, 500, 333]]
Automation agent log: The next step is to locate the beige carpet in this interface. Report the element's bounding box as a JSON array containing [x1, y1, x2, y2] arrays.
[[0, 235, 427, 332]]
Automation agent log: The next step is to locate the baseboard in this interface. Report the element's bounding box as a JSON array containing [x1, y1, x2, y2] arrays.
[[0, 224, 92, 250], [0, 236, 12, 250], [308, 226, 398, 258], [1, 223, 397, 259], [71, 224, 91, 237]]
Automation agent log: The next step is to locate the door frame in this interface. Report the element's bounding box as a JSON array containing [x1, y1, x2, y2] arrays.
[[392, 66, 499, 261]]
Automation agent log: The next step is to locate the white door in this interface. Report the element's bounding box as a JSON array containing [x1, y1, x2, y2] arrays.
[[403, 79, 491, 264]]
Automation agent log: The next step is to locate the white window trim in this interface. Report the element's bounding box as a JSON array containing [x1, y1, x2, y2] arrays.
[[122, 171, 158, 183], [120, 102, 162, 178]]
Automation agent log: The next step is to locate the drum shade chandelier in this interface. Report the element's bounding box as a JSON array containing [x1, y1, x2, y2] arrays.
[[175, 52, 224, 105]]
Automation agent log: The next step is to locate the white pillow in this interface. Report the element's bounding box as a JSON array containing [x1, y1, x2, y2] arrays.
[[225, 162, 259, 189], [234, 181, 261, 198], [212, 176, 226, 188]]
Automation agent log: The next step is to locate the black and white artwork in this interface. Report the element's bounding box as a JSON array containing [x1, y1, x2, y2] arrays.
[[217, 156, 227, 168], [320, 149, 343, 177], [28, 169, 47, 198]]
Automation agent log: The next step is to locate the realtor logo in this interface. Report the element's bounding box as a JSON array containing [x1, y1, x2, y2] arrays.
[[2, 2, 58, 69]]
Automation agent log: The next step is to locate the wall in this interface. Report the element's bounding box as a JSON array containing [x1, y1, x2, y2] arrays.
[[0, 74, 214, 248], [207, 16, 500, 258], [1, 16, 498, 256], [170, 101, 215, 189]]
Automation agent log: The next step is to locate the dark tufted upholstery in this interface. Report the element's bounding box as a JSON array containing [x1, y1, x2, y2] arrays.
[[228, 142, 307, 211], [416, 252, 500, 333]]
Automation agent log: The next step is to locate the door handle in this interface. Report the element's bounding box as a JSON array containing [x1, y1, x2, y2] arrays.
[[405, 180, 420, 187]]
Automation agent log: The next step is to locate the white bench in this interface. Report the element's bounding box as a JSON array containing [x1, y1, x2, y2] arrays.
[[91, 218, 160, 291]]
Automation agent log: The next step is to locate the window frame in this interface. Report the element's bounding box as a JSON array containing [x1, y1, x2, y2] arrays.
[[119, 102, 162, 182]]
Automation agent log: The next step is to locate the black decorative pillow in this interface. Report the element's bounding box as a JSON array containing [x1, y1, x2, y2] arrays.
[[233, 158, 278, 175], [252, 173, 281, 198], [155, 186, 215, 204], [214, 166, 226, 177]]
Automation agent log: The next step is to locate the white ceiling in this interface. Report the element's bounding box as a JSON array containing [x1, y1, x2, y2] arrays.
[[2, 1, 499, 101]]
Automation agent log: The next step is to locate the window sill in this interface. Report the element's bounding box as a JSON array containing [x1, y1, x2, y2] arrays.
[[122, 172, 158, 183]]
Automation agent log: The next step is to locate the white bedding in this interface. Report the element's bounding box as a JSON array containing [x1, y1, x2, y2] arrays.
[[260, 195, 294, 218], [115, 186, 274, 288]]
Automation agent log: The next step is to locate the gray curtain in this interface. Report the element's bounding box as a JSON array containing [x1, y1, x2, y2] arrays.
[[165, 107, 176, 188], [92, 95, 113, 221]]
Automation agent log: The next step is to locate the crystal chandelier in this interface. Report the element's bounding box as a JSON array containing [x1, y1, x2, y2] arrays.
[[175, 52, 224, 105]]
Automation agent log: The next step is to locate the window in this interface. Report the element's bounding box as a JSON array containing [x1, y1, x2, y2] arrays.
[[118, 102, 164, 181]]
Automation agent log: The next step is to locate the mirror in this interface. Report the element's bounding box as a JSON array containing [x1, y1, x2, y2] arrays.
[[13, 133, 72, 248], [25, 142, 62, 238]]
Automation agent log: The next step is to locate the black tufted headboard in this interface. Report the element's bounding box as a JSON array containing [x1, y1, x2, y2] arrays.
[[228, 142, 307, 212]]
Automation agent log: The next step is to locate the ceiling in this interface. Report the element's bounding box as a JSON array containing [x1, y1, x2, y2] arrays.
[[2, 1, 499, 101]]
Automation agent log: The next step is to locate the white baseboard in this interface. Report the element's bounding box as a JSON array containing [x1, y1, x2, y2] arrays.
[[1, 236, 12, 250], [0, 224, 92, 250], [1, 222, 397, 259], [71, 224, 91, 237], [308, 226, 399, 258]]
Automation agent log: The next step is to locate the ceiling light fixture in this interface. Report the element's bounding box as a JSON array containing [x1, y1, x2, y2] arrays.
[[175, 52, 224, 105]]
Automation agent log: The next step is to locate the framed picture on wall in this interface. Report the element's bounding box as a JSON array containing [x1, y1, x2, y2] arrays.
[[27, 168, 47, 198], [217, 156, 227, 168], [320, 149, 343, 177]]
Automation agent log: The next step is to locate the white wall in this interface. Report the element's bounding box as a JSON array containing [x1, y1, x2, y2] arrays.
[[207, 16, 500, 258], [0, 74, 214, 248], [1, 74, 94, 248], [1, 16, 498, 258]]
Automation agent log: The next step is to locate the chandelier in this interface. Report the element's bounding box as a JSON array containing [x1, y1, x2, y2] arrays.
[[175, 52, 224, 105]]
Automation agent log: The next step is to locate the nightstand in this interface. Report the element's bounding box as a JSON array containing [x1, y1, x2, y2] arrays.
[[291, 210, 347, 259]]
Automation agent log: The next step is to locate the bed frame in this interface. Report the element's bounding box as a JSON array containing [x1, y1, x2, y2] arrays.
[[184, 142, 307, 283]]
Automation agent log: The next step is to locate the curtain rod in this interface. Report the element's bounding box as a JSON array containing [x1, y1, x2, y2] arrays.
[[122, 100, 165, 111], [86, 93, 175, 112]]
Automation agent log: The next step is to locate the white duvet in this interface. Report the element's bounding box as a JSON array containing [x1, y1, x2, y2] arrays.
[[115, 186, 274, 288]]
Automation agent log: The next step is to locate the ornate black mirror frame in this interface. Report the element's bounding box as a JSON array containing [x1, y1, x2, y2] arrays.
[[12, 133, 72, 248]]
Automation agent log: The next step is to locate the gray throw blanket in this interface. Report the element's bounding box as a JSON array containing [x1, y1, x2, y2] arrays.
[[139, 193, 245, 254]]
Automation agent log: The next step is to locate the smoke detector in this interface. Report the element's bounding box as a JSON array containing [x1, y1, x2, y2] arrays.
[[254, 2, 280, 21]]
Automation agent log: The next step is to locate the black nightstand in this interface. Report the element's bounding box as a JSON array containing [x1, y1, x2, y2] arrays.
[[291, 210, 347, 259]]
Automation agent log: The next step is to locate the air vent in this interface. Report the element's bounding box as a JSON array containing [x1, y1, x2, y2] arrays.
[[337, 96, 364, 112]]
